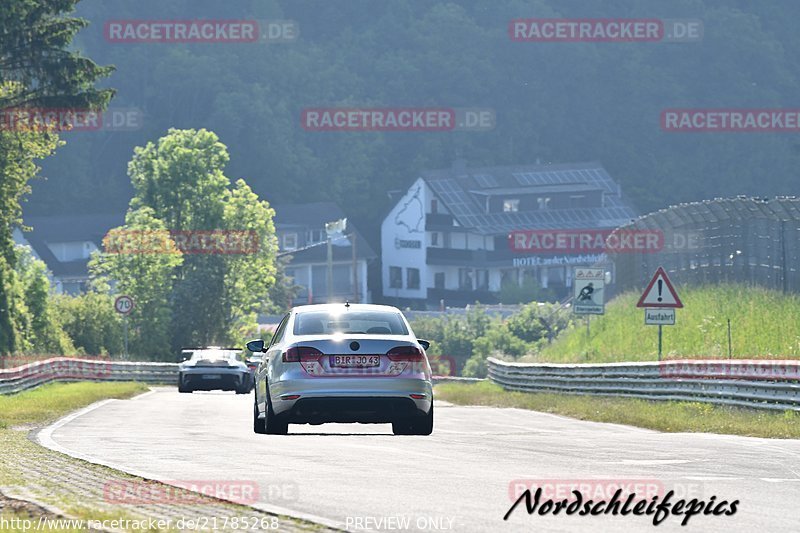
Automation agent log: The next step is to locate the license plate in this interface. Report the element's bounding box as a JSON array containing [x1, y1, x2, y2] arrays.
[[202, 374, 221, 379], [331, 355, 380, 368]]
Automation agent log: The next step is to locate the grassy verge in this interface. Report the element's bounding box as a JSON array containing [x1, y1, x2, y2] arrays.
[[529, 284, 800, 363], [0, 382, 152, 531], [436, 381, 800, 439], [0, 381, 148, 429], [0, 382, 327, 532]]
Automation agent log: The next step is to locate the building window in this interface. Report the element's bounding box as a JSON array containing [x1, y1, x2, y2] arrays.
[[537, 197, 551, 210], [407, 268, 420, 289], [503, 199, 520, 213], [458, 268, 473, 290], [476, 269, 489, 291], [48, 241, 93, 262], [431, 232, 439, 246], [500, 269, 517, 287], [309, 229, 324, 243], [434, 272, 445, 289], [431, 199, 438, 214], [389, 266, 403, 289], [569, 195, 586, 208], [282, 232, 298, 250]]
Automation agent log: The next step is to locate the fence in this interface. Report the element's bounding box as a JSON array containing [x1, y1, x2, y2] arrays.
[[488, 357, 800, 412], [609, 197, 800, 298], [0, 358, 177, 395], [0, 357, 474, 395]]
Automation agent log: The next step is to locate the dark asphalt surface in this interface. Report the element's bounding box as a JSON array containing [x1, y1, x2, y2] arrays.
[[39, 388, 800, 532]]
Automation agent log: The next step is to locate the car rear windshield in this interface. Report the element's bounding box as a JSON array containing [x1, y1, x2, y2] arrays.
[[293, 311, 409, 336]]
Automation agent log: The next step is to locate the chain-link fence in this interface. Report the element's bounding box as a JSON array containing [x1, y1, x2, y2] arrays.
[[608, 197, 800, 297]]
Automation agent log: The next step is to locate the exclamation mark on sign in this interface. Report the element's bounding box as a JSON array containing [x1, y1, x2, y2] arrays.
[[657, 279, 663, 302]]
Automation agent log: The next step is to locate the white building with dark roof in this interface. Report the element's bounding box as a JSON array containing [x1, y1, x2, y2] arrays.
[[380, 161, 637, 307], [14, 214, 124, 294], [274, 202, 377, 304]]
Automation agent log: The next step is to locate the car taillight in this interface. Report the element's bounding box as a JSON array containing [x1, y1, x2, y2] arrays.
[[386, 346, 425, 362], [283, 346, 323, 363]]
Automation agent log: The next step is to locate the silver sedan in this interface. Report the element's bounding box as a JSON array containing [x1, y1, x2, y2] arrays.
[[247, 303, 433, 435]]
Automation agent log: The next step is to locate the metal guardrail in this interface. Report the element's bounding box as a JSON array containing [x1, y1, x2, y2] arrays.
[[0, 357, 177, 395], [0, 357, 477, 395], [487, 358, 800, 411]]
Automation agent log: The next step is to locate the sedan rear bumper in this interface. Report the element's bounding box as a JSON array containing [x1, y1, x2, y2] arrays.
[[284, 396, 426, 424], [181, 369, 248, 391], [269, 377, 433, 422]]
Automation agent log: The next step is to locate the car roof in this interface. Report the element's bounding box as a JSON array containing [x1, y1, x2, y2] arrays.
[[291, 303, 404, 313]]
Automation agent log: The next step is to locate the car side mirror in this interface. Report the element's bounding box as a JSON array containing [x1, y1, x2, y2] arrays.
[[246, 339, 266, 353], [417, 339, 431, 351]]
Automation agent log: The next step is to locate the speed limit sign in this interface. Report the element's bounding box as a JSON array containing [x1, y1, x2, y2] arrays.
[[114, 295, 134, 315]]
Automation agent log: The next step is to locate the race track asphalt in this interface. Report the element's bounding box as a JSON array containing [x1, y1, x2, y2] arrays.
[[40, 388, 800, 532]]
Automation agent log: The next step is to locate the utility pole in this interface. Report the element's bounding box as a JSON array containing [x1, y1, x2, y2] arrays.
[[325, 218, 347, 303], [352, 233, 358, 303], [326, 235, 333, 302]]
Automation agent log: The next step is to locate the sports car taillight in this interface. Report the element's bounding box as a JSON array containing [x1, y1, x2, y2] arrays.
[[386, 345, 425, 362], [282, 346, 323, 363]]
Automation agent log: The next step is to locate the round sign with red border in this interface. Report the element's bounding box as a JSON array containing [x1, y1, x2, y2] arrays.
[[114, 295, 134, 315]]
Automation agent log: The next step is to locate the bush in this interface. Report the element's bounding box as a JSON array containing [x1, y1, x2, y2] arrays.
[[13, 245, 74, 354], [498, 278, 558, 305], [53, 292, 123, 355]]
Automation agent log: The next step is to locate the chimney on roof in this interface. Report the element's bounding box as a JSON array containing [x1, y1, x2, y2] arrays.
[[451, 158, 467, 175]]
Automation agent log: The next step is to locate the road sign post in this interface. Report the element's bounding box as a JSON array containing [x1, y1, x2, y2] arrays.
[[114, 295, 134, 359], [573, 267, 605, 316], [637, 267, 682, 360]]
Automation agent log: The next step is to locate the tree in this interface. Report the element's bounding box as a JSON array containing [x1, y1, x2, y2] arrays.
[[0, 0, 114, 110], [126, 128, 279, 349], [0, 91, 60, 353], [90, 208, 182, 360], [221, 179, 279, 341], [97, 128, 280, 355], [7, 244, 74, 355], [53, 292, 122, 356], [0, 0, 113, 355]]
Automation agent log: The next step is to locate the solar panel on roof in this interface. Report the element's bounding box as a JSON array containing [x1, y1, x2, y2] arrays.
[[473, 174, 498, 188]]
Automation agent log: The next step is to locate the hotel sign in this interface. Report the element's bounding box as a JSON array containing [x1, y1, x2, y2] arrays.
[[512, 254, 605, 267], [395, 238, 422, 249]]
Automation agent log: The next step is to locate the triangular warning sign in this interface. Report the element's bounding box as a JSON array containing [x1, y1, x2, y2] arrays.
[[636, 267, 683, 308]]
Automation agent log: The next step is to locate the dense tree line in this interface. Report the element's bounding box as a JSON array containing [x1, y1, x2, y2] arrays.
[[26, 0, 800, 237], [0, 0, 112, 355]]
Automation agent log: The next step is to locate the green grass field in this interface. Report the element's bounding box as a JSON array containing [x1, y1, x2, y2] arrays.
[[0, 381, 148, 428], [530, 284, 800, 363], [436, 381, 800, 439]]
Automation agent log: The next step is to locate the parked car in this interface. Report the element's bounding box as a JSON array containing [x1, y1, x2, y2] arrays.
[[177, 348, 251, 394], [248, 303, 433, 435]]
